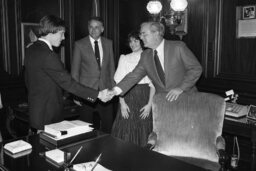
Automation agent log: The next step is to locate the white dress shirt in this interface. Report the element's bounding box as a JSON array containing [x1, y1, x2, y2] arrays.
[[114, 50, 153, 87], [89, 36, 103, 66], [38, 38, 53, 51]]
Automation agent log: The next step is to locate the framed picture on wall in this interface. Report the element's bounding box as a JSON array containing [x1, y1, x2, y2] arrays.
[[21, 23, 39, 66], [243, 6, 255, 19], [247, 105, 256, 120]]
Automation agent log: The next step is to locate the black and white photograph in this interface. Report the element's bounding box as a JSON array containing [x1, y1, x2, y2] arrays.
[[247, 105, 256, 120], [243, 5, 255, 19], [1, 0, 256, 171], [21, 23, 39, 65]]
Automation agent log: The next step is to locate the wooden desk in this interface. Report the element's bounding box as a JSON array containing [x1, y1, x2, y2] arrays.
[[0, 134, 207, 171], [223, 117, 256, 171], [6, 100, 81, 138]]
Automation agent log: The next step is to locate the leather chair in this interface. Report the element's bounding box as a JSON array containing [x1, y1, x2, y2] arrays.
[[146, 92, 227, 171]]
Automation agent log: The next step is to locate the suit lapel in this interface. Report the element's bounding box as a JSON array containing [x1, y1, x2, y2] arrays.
[[101, 38, 107, 69], [83, 37, 99, 68], [164, 41, 169, 85]]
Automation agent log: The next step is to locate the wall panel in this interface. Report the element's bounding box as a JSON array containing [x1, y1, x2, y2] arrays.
[[197, 0, 256, 105]]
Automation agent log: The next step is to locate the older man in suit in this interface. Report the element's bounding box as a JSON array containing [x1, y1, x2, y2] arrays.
[[71, 16, 115, 133], [24, 15, 109, 132], [110, 21, 202, 101]]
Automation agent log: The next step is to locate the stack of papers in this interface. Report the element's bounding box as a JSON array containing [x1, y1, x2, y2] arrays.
[[45, 149, 65, 164], [73, 161, 111, 171], [44, 120, 93, 139], [4, 140, 32, 154]]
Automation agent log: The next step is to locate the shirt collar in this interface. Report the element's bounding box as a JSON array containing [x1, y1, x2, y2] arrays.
[[155, 39, 164, 53], [38, 38, 53, 51], [89, 36, 101, 44]]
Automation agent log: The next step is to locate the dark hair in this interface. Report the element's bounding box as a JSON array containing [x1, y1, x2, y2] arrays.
[[127, 31, 144, 49], [88, 16, 104, 26], [38, 15, 65, 37]]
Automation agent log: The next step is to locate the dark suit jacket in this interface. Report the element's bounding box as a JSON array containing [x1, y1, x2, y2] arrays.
[[117, 40, 202, 95], [24, 40, 98, 129], [71, 36, 115, 90]]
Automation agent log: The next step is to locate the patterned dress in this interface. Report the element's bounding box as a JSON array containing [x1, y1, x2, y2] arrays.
[[111, 50, 153, 147]]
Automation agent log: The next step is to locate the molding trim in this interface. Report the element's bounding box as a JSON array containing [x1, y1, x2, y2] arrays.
[[201, 0, 209, 77], [1, 0, 11, 74], [15, 0, 22, 75], [215, 0, 222, 78]]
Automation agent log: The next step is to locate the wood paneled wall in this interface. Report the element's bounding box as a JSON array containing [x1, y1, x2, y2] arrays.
[[1, 0, 256, 106], [197, 0, 256, 105]]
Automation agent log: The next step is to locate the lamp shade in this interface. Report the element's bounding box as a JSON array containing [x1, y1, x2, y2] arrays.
[[146, 0, 163, 14], [170, 0, 188, 11]]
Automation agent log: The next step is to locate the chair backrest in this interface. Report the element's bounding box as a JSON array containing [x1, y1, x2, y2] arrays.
[[152, 92, 226, 163]]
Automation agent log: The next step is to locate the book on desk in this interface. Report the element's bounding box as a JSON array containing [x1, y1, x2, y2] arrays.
[[39, 120, 97, 147], [3, 140, 32, 158]]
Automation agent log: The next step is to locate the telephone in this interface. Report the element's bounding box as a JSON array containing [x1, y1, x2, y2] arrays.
[[225, 102, 248, 118]]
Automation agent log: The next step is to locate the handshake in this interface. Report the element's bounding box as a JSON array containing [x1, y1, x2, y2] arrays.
[[97, 88, 118, 103]]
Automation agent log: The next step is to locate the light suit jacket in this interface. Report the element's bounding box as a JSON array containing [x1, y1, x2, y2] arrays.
[[71, 36, 115, 90], [117, 40, 202, 95]]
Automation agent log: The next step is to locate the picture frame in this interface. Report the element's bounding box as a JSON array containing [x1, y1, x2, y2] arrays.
[[21, 23, 39, 65], [247, 105, 256, 120], [243, 5, 255, 19]]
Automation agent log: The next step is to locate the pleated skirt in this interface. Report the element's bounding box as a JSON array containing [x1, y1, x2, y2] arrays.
[[111, 84, 153, 147]]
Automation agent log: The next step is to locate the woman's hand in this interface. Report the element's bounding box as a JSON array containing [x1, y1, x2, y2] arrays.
[[120, 101, 130, 119], [140, 104, 151, 119]]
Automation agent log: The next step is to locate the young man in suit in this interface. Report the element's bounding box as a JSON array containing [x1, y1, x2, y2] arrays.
[[110, 21, 202, 101], [24, 15, 110, 132], [71, 17, 115, 133]]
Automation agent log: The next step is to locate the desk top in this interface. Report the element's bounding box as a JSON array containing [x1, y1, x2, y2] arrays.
[[0, 134, 206, 171]]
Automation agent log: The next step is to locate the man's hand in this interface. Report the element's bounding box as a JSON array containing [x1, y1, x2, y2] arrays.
[[166, 88, 183, 102], [108, 88, 119, 97], [140, 104, 151, 119], [98, 89, 114, 102]]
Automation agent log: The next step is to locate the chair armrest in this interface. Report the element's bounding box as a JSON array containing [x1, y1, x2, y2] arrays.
[[216, 136, 225, 151], [144, 132, 157, 150], [216, 136, 228, 171], [144, 143, 155, 150]]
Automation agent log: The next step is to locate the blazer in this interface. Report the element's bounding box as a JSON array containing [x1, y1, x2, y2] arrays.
[[24, 40, 98, 129], [117, 40, 202, 95], [71, 36, 115, 90]]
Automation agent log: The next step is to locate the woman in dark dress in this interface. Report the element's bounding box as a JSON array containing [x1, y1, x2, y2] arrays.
[[111, 31, 155, 147]]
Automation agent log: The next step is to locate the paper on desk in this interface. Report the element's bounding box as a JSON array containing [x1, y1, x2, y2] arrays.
[[4, 140, 32, 154], [45, 149, 65, 164], [73, 161, 111, 171], [44, 120, 93, 138]]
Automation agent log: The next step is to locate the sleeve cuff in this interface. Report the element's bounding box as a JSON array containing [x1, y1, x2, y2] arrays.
[[114, 86, 122, 95]]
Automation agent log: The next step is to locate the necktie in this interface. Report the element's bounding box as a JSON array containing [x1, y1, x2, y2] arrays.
[[94, 40, 101, 68], [154, 50, 165, 85]]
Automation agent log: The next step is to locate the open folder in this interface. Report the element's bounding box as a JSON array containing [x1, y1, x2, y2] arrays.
[[44, 120, 93, 138]]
